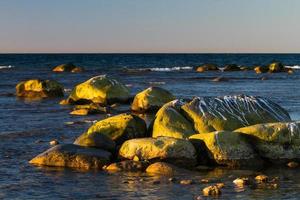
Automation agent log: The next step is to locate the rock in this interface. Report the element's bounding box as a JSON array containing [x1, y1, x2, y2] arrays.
[[254, 66, 268, 74], [52, 63, 83, 72], [196, 64, 219, 72], [59, 99, 69, 105], [180, 179, 194, 185], [146, 162, 180, 175], [71, 103, 110, 115], [255, 175, 268, 183], [74, 113, 147, 146], [152, 100, 195, 139], [16, 79, 64, 99], [119, 137, 197, 167], [223, 64, 240, 71], [65, 75, 130, 105], [74, 131, 116, 152], [287, 69, 294, 74], [240, 66, 251, 71], [49, 140, 59, 146], [202, 185, 221, 196], [131, 87, 175, 113], [235, 121, 300, 162], [211, 77, 229, 82], [233, 177, 250, 186], [189, 131, 261, 167], [29, 144, 111, 170], [216, 183, 225, 188], [268, 62, 284, 73], [181, 95, 291, 134], [105, 160, 148, 172], [287, 161, 299, 168]]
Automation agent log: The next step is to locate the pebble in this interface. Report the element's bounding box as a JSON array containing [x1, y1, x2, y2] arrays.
[[168, 177, 177, 182], [200, 178, 209, 183], [233, 177, 249, 186], [287, 161, 299, 168], [202, 185, 221, 196], [180, 179, 194, 185], [49, 140, 59, 146], [216, 182, 225, 188], [255, 175, 268, 183]]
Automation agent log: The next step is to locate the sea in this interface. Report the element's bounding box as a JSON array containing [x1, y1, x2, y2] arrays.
[[0, 53, 300, 199]]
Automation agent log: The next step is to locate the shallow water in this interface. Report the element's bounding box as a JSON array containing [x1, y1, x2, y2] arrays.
[[1, 54, 300, 199]]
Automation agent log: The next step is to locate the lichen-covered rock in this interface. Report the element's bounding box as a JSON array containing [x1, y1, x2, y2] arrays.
[[235, 121, 300, 162], [223, 64, 240, 71], [66, 75, 130, 105], [152, 100, 195, 139], [131, 87, 175, 113], [268, 62, 285, 73], [189, 131, 262, 167], [181, 95, 291, 134], [119, 137, 197, 167], [29, 144, 111, 170], [196, 64, 219, 73], [75, 113, 147, 146], [74, 132, 116, 152], [52, 63, 84, 72], [105, 160, 148, 172], [16, 79, 64, 98]]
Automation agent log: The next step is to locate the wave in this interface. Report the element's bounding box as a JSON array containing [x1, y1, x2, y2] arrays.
[[0, 65, 14, 70], [123, 66, 193, 72], [285, 65, 300, 69]]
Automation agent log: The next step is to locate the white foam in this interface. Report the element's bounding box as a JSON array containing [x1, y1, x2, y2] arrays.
[[149, 66, 193, 72], [0, 65, 14, 69], [285, 65, 300, 69]]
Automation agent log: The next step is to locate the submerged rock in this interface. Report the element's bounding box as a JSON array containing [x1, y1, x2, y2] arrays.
[[268, 62, 285, 73], [119, 137, 197, 167], [146, 162, 180, 175], [196, 64, 219, 72], [254, 66, 269, 74], [152, 100, 195, 139], [189, 131, 262, 167], [65, 75, 130, 105], [181, 95, 291, 134], [29, 144, 111, 170], [105, 160, 148, 172], [75, 113, 147, 146], [16, 79, 64, 99], [131, 87, 175, 113], [211, 77, 229, 82], [202, 185, 222, 196], [52, 63, 84, 73], [70, 103, 110, 115], [235, 121, 300, 162]]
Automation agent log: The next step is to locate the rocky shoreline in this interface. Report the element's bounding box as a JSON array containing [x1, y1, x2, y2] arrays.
[[15, 62, 300, 197]]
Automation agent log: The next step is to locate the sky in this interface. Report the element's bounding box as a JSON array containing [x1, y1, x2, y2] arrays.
[[0, 0, 299, 53]]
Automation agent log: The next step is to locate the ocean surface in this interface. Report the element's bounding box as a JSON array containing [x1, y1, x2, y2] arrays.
[[0, 53, 300, 199]]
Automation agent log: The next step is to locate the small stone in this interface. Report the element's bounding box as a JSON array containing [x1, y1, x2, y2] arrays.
[[133, 155, 139, 161], [216, 183, 225, 188], [200, 179, 209, 183], [168, 177, 177, 182], [233, 177, 249, 186], [110, 103, 120, 108], [194, 196, 203, 200], [59, 99, 69, 105], [202, 185, 221, 196], [287, 69, 294, 74], [180, 179, 194, 185], [70, 109, 89, 116], [255, 175, 268, 183], [287, 161, 299, 168], [49, 140, 59, 146]]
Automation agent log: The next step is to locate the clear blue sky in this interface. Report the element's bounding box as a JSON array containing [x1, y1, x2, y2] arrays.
[[0, 0, 299, 53]]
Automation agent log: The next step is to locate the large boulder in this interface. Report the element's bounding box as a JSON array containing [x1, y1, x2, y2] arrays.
[[189, 131, 262, 167], [181, 95, 291, 134], [52, 63, 84, 73], [235, 121, 300, 163], [66, 75, 130, 105], [196, 64, 219, 73], [152, 100, 195, 139], [131, 87, 175, 113], [268, 62, 285, 73], [29, 144, 111, 170], [75, 113, 147, 146], [119, 137, 197, 167], [16, 79, 64, 98]]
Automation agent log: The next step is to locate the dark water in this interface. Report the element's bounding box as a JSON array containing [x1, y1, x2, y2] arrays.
[[0, 54, 300, 199]]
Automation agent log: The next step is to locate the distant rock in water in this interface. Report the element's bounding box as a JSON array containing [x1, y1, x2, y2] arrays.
[[52, 63, 84, 73], [29, 144, 111, 170], [235, 121, 300, 163], [254, 66, 269, 74], [268, 62, 285, 73], [16, 79, 64, 99], [222, 64, 241, 71], [196, 64, 219, 73], [64, 75, 131, 105], [131, 87, 175, 113], [181, 95, 291, 134], [211, 77, 229, 82]]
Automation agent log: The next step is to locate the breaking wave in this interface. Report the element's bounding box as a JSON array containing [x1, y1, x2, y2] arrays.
[[285, 65, 300, 69], [123, 66, 193, 72], [0, 65, 14, 70]]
